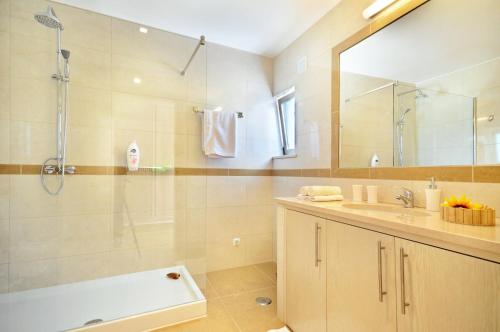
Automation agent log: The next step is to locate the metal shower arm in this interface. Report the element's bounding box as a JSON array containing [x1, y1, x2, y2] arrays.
[[180, 35, 206, 76]]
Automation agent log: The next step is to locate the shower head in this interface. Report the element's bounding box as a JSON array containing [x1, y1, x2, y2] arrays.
[[61, 49, 70, 60], [415, 89, 428, 99], [399, 108, 411, 123], [34, 6, 63, 30]]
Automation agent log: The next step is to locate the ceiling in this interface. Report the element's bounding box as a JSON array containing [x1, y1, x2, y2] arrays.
[[340, 0, 500, 83], [53, 0, 343, 57]]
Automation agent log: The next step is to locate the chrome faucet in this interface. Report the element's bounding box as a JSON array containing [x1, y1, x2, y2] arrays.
[[395, 188, 414, 208]]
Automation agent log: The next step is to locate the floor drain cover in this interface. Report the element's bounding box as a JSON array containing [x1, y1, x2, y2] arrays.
[[256, 297, 272, 306], [84, 319, 103, 326]]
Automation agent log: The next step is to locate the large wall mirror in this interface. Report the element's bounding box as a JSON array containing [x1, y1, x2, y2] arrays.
[[338, 0, 499, 169]]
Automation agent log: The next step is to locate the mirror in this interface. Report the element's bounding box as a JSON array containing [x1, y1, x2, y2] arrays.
[[338, 0, 500, 168]]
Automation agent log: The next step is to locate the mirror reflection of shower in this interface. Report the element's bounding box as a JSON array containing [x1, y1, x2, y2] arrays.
[[34, 6, 73, 195], [396, 108, 411, 167], [396, 88, 427, 166]]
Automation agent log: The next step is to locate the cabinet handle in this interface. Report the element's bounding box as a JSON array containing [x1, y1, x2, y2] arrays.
[[315, 223, 322, 267], [377, 241, 387, 302], [399, 247, 410, 314]]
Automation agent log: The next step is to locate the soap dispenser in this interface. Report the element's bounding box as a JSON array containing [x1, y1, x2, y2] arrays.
[[425, 177, 441, 212]]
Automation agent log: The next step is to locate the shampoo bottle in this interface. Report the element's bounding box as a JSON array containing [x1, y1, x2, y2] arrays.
[[425, 177, 441, 211], [127, 141, 140, 171]]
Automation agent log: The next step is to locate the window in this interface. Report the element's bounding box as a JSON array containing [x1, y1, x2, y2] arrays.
[[275, 87, 296, 155]]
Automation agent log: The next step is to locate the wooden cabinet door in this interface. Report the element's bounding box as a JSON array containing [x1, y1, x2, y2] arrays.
[[395, 238, 500, 332], [285, 209, 326, 332], [327, 222, 397, 332]]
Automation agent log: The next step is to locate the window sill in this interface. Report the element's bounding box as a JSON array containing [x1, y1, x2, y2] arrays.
[[272, 154, 298, 160]]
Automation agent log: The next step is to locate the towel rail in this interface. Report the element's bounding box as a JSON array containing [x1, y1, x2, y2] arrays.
[[193, 107, 244, 119]]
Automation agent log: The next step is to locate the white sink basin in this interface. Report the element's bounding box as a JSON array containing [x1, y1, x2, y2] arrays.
[[342, 203, 431, 217]]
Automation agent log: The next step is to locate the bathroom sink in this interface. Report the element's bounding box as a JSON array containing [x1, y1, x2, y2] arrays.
[[342, 203, 431, 217]]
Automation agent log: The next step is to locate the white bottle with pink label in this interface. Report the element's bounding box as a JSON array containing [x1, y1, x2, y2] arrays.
[[127, 140, 140, 171]]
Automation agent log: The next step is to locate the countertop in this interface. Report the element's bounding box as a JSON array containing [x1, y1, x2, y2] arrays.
[[275, 197, 500, 264]]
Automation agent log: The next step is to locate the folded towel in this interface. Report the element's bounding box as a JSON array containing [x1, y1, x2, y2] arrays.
[[267, 327, 290, 332], [202, 109, 237, 158], [297, 194, 344, 202], [299, 186, 342, 196]]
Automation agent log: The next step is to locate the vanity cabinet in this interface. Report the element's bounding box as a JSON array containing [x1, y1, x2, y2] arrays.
[[278, 206, 500, 332], [395, 238, 500, 332], [285, 209, 326, 332], [327, 222, 397, 332]]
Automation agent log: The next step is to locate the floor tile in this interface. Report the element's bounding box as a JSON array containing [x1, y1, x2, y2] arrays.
[[154, 263, 283, 332], [220, 287, 282, 332], [254, 262, 277, 284], [207, 265, 274, 296]]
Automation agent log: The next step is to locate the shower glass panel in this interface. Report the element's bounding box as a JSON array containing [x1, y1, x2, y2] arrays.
[[0, 3, 207, 331], [396, 87, 475, 167], [339, 74, 395, 168], [340, 79, 475, 168]]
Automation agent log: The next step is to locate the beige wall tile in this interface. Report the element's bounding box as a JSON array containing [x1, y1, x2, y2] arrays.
[[0, 0, 9, 32], [9, 214, 112, 262], [0, 74, 9, 121], [112, 92, 155, 132], [244, 233, 274, 266], [10, 175, 112, 218], [0, 219, 8, 264], [112, 175, 153, 215], [207, 176, 246, 207], [51, 2, 111, 53], [111, 18, 189, 67], [10, 121, 55, 164], [10, 32, 52, 80], [206, 44, 247, 111], [66, 126, 112, 166], [206, 206, 247, 241], [246, 176, 273, 205], [11, 78, 55, 123], [69, 86, 111, 128], [186, 176, 207, 208], [9, 257, 61, 291], [207, 238, 246, 272], [0, 176, 8, 220], [9, 251, 112, 291], [186, 208, 206, 245], [243, 205, 274, 236], [111, 54, 187, 100], [68, 45, 111, 90], [0, 263, 8, 293], [56, 252, 110, 285], [0, 119, 8, 164]]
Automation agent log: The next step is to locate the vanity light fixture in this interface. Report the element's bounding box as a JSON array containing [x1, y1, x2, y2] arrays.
[[133, 77, 142, 84], [362, 0, 398, 19], [139, 26, 148, 33]]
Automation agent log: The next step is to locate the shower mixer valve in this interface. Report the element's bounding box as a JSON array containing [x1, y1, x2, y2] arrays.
[[51, 73, 70, 82], [42, 165, 76, 175]]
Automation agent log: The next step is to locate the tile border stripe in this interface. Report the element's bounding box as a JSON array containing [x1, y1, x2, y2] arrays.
[[1, 165, 499, 182]]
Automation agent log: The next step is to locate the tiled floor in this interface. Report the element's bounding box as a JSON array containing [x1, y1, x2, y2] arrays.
[[154, 262, 283, 332]]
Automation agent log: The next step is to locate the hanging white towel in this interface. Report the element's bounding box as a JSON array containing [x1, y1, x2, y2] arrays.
[[202, 109, 237, 158]]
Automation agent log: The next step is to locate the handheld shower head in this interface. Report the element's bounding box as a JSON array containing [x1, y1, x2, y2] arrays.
[[61, 49, 70, 60], [399, 108, 411, 123], [34, 6, 63, 30], [415, 89, 428, 99]]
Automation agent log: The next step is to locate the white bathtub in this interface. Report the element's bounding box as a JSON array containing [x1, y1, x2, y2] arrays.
[[0, 265, 206, 332]]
